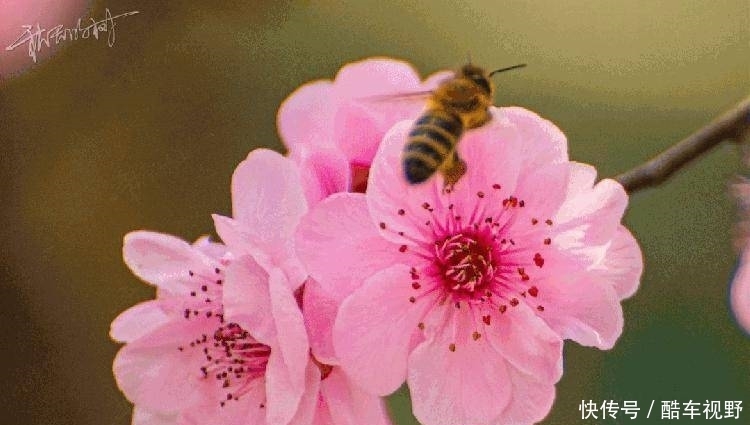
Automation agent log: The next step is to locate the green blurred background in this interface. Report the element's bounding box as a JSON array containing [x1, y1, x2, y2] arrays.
[[1, 1, 748, 424]]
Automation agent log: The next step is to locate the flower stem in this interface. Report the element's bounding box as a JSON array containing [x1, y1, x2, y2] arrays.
[[614, 96, 750, 193]]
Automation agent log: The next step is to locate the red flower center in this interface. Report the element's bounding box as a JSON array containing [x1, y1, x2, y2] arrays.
[[435, 233, 495, 294]]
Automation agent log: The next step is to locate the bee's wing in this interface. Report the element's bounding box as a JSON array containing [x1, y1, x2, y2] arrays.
[[357, 90, 434, 104]]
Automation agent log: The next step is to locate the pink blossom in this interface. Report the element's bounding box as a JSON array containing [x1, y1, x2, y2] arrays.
[[111, 231, 314, 425], [730, 177, 750, 334], [296, 107, 642, 425], [0, 0, 89, 79], [731, 248, 750, 334], [210, 148, 392, 424], [277, 57, 452, 200]]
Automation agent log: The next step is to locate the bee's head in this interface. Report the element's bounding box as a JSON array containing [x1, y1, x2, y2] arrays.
[[459, 64, 493, 95]]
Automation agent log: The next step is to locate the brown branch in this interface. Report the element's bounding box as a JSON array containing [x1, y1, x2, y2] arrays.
[[614, 96, 750, 193]]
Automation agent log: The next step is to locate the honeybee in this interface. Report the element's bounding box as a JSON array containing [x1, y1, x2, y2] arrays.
[[402, 63, 526, 187]]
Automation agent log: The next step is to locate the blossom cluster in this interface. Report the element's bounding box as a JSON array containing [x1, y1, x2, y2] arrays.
[[111, 58, 643, 425]]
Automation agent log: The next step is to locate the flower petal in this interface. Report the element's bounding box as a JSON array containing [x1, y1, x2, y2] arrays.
[[110, 300, 171, 343], [302, 278, 340, 365], [484, 302, 563, 383], [320, 368, 392, 425], [113, 319, 215, 413], [230, 148, 308, 248], [287, 361, 323, 425], [290, 144, 350, 205], [443, 109, 524, 217], [264, 270, 310, 425], [536, 273, 624, 349], [222, 255, 274, 343], [296, 192, 401, 297], [224, 148, 309, 287], [593, 226, 643, 300], [213, 214, 307, 290], [731, 248, 750, 334], [277, 80, 335, 151], [555, 177, 628, 246], [177, 379, 267, 425], [334, 264, 432, 395], [500, 106, 568, 170], [498, 367, 557, 425], [333, 57, 422, 98], [408, 309, 512, 425], [123, 231, 216, 295], [507, 162, 571, 231], [133, 407, 178, 425]]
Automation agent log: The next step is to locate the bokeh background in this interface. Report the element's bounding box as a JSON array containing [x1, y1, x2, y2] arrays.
[[1, 1, 748, 424]]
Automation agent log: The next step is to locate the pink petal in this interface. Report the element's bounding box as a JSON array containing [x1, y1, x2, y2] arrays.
[[422, 70, 454, 89], [176, 379, 267, 425], [484, 302, 563, 383], [218, 258, 310, 424], [302, 278, 340, 365], [296, 192, 401, 297], [224, 149, 309, 287], [320, 368, 392, 425], [443, 110, 524, 215], [110, 300, 171, 343], [277, 80, 335, 151], [113, 319, 216, 413], [731, 248, 750, 334], [213, 214, 308, 290], [332, 58, 422, 99], [264, 271, 310, 425], [408, 309, 512, 425], [564, 162, 597, 199], [334, 101, 387, 165], [290, 144, 350, 206], [133, 407, 178, 425], [366, 113, 525, 245], [555, 177, 629, 246], [536, 274, 624, 349], [498, 368, 557, 425], [123, 231, 216, 295], [191, 235, 227, 260], [287, 361, 322, 425], [593, 226, 643, 300], [334, 264, 433, 395], [230, 149, 308, 248], [500, 106, 568, 170], [507, 162, 571, 231], [331, 58, 438, 165], [222, 255, 274, 343], [311, 399, 334, 425]]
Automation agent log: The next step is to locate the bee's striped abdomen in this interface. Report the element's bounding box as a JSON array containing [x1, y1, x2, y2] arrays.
[[402, 110, 464, 184]]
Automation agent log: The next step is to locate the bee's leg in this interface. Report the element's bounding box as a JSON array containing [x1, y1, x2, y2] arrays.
[[442, 152, 467, 193]]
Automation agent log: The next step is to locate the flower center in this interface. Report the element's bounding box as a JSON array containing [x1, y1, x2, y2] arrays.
[[435, 233, 495, 293], [200, 322, 271, 406]]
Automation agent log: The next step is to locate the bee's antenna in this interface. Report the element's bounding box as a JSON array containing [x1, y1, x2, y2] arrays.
[[467, 52, 473, 65], [489, 63, 527, 77]]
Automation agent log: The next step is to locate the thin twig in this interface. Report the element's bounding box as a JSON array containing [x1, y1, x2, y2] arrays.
[[614, 96, 750, 193]]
